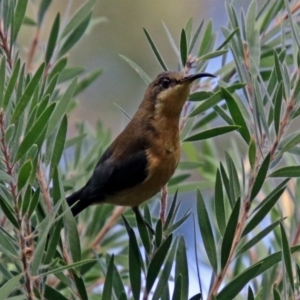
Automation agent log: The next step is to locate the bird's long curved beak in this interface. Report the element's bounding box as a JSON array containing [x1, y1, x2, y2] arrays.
[[181, 72, 216, 83]]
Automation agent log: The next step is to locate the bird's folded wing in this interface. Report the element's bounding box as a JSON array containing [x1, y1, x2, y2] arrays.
[[81, 150, 149, 202]]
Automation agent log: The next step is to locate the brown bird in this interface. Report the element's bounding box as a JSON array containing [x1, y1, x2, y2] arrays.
[[67, 71, 215, 216]]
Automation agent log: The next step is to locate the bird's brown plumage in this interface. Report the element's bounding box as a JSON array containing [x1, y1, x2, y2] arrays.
[[67, 71, 214, 215]]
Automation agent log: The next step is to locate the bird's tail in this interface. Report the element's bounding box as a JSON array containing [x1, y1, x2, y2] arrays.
[[66, 187, 90, 216]]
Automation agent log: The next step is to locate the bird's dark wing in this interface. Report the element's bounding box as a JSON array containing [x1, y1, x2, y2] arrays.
[[84, 150, 148, 200]]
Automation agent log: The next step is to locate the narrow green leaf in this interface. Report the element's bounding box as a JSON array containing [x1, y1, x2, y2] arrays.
[[250, 153, 270, 201], [242, 187, 286, 236], [280, 223, 294, 291], [143, 28, 167, 71], [38, 0, 52, 25], [248, 137, 256, 170], [134, 207, 151, 254], [198, 50, 228, 62], [45, 13, 60, 64], [184, 17, 193, 45], [221, 198, 240, 269], [172, 275, 182, 300], [17, 160, 32, 191], [38, 259, 96, 277], [122, 216, 142, 300], [61, 0, 97, 38], [216, 263, 262, 300], [12, 0, 28, 43], [184, 125, 240, 142], [155, 219, 163, 248], [0, 195, 19, 228], [273, 286, 281, 300], [28, 187, 40, 217], [0, 57, 6, 108], [0, 227, 18, 256], [215, 169, 226, 236], [49, 115, 67, 180], [152, 238, 177, 300], [102, 255, 114, 300], [221, 87, 250, 144], [164, 191, 179, 230], [44, 285, 68, 300], [188, 20, 204, 53], [216, 27, 239, 50], [180, 29, 188, 67], [278, 132, 300, 156], [236, 219, 282, 257], [48, 57, 68, 82], [14, 103, 55, 162], [175, 237, 188, 300], [283, 0, 300, 48], [119, 54, 151, 84], [188, 91, 213, 101], [11, 63, 45, 123], [74, 69, 103, 96], [0, 273, 23, 298], [47, 78, 77, 137], [270, 166, 300, 177], [3, 58, 20, 109], [165, 212, 191, 235], [197, 190, 218, 273], [274, 82, 283, 135], [58, 13, 91, 58], [146, 235, 172, 294], [247, 286, 254, 300]]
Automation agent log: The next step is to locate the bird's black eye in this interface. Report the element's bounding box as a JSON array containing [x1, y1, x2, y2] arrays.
[[160, 77, 171, 89]]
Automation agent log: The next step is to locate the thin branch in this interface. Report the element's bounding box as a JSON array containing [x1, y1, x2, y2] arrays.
[[36, 163, 52, 213]]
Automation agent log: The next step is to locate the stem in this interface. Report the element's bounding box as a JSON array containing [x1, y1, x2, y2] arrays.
[[27, 28, 40, 73], [0, 27, 12, 68], [36, 163, 52, 212], [0, 110, 33, 299]]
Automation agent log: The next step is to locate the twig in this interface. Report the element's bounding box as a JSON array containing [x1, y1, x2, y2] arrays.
[[0, 27, 12, 68], [0, 110, 33, 299], [36, 163, 52, 212], [90, 206, 126, 249], [27, 28, 40, 73], [160, 185, 168, 225]]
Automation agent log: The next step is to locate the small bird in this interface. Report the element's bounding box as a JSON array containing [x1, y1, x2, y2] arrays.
[[67, 71, 215, 216]]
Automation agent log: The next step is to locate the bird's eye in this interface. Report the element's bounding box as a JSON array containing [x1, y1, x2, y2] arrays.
[[160, 77, 171, 89]]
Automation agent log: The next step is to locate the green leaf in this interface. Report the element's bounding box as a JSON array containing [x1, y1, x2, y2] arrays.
[[0, 57, 6, 108], [134, 207, 151, 254], [143, 28, 167, 71], [122, 216, 142, 300], [216, 27, 239, 50], [280, 223, 294, 292], [17, 160, 32, 191], [278, 132, 300, 156], [58, 13, 91, 58], [250, 153, 270, 201], [172, 275, 182, 300], [175, 237, 188, 300], [152, 238, 177, 300], [269, 166, 300, 177], [216, 263, 262, 300], [12, 0, 28, 43], [197, 50, 228, 62], [146, 234, 172, 294], [119, 54, 151, 84], [236, 219, 282, 257], [184, 17, 193, 45], [242, 187, 286, 236], [47, 78, 77, 137], [215, 169, 226, 236], [155, 219, 163, 248], [49, 115, 67, 180], [221, 198, 240, 269], [102, 255, 114, 300], [38, 259, 96, 277], [188, 20, 204, 53], [74, 69, 103, 96], [45, 13, 60, 64], [184, 125, 240, 142], [180, 29, 188, 67], [273, 82, 283, 136], [248, 137, 256, 170], [11, 63, 45, 123], [221, 87, 250, 144], [61, 0, 97, 38], [28, 187, 40, 217], [0, 273, 23, 298], [14, 103, 55, 162], [44, 285, 68, 300], [38, 0, 52, 25], [197, 190, 218, 273], [188, 91, 213, 101]]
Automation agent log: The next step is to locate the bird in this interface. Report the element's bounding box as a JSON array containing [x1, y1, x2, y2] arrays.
[[67, 71, 215, 216]]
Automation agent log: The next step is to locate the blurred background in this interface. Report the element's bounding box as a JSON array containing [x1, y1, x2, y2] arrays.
[[22, 0, 247, 135]]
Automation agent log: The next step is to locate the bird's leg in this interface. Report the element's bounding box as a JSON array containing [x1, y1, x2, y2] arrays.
[[160, 185, 168, 225], [132, 206, 154, 235]]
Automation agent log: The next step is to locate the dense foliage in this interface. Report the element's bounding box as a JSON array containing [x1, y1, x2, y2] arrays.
[[1, 0, 300, 299]]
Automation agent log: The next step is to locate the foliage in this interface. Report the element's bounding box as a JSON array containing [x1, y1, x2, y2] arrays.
[[1, 0, 300, 299]]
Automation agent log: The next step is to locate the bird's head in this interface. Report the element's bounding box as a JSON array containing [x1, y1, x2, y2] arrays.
[[146, 71, 215, 118]]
